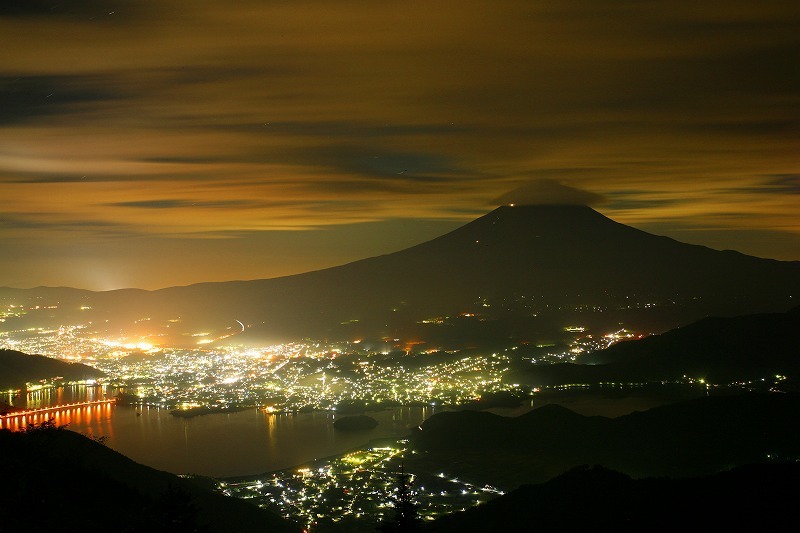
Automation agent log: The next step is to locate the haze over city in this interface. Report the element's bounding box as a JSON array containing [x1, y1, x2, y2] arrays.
[[1, 0, 798, 290]]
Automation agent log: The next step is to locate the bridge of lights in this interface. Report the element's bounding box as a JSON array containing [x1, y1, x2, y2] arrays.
[[0, 398, 116, 422]]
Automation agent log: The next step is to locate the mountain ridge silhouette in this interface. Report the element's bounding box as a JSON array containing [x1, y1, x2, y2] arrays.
[[2, 205, 798, 344]]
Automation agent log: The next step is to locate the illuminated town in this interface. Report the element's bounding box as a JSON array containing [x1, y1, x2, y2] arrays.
[[218, 443, 504, 532], [0, 299, 643, 413]]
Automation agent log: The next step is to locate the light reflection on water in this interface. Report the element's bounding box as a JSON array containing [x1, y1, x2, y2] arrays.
[[89, 406, 439, 478], [0, 402, 115, 436], [1, 386, 443, 477], [6, 384, 114, 410]]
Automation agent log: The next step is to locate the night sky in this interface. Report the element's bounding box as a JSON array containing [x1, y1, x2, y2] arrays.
[[1, 1, 798, 290]]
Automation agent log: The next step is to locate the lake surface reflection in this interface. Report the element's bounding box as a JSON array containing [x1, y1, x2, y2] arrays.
[[1, 386, 441, 477]]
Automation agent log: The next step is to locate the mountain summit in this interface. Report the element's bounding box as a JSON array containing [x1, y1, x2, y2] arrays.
[[301, 204, 797, 309], [2, 205, 798, 344]]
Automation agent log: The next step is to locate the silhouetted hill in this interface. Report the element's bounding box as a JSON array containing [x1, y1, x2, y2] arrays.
[[424, 463, 800, 532], [415, 404, 601, 452], [333, 414, 379, 430], [584, 305, 800, 381], [410, 393, 800, 482], [510, 306, 800, 386], [3, 206, 799, 344], [0, 423, 297, 532], [0, 348, 104, 390]]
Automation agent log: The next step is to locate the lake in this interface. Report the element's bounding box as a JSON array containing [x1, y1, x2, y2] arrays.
[[1, 386, 442, 477]]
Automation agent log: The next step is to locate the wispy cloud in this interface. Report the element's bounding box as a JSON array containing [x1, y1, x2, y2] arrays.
[[110, 199, 255, 209]]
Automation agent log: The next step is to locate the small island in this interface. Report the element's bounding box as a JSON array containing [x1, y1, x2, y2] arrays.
[[333, 415, 379, 431]]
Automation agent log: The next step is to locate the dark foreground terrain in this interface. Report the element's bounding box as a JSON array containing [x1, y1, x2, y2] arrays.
[[0, 421, 297, 532], [425, 462, 800, 532]]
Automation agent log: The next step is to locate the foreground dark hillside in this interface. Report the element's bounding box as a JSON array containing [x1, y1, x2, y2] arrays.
[[0, 348, 104, 390], [425, 463, 800, 532], [0, 423, 297, 533], [408, 393, 800, 487]]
